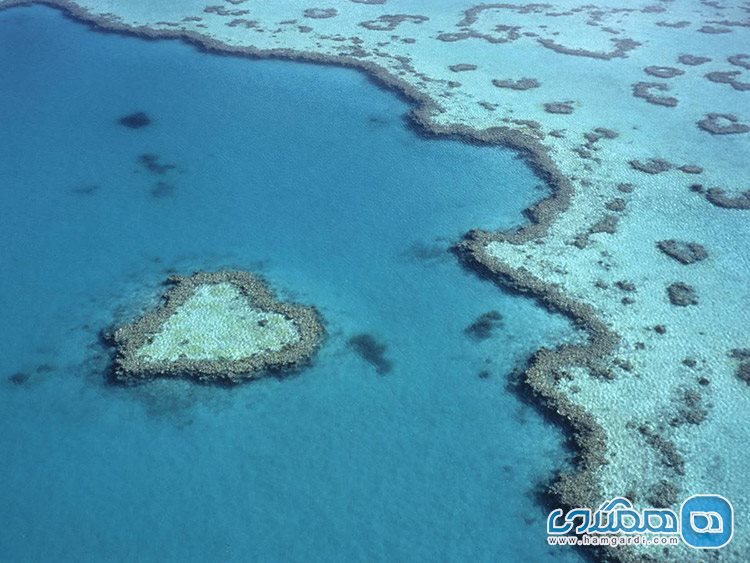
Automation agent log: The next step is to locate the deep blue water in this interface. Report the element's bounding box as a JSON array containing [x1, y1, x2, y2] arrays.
[[0, 6, 580, 561]]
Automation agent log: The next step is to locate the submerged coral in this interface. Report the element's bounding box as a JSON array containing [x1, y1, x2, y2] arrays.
[[629, 158, 672, 174], [544, 101, 574, 114], [7, 372, 30, 385], [677, 54, 711, 65], [632, 82, 678, 107], [697, 113, 750, 135], [705, 188, 750, 210], [492, 77, 540, 90], [303, 8, 337, 19], [666, 282, 699, 307], [728, 54, 750, 69], [348, 333, 393, 374], [643, 66, 684, 78], [705, 70, 750, 91], [118, 111, 151, 129], [464, 310, 504, 341], [138, 153, 176, 175], [656, 240, 708, 264], [448, 63, 476, 72]]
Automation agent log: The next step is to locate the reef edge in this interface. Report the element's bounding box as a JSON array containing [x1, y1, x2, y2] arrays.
[[1, 1, 628, 558], [113, 270, 324, 384]]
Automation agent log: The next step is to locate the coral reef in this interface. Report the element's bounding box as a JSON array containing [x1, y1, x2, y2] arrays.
[[643, 66, 684, 78], [543, 101, 574, 114], [638, 424, 685, 475], [698, 25, 732, 34], [705, 70, 750, 91], [666, 282, 699, 307], [646, 480, 679, 508], [112, 271, 324, 383], [448, 63, 476, 72], [697, 113, 750, 135], [656, 240, 708, 264], [728, 53, 750, 69], [359, 14, 427, 31], [303, 8, 337, 19], [704, 188, 750, 209], [632, 82, 678, 107], [3, 0, 747, 559], [538, 37, 640, 59], [677, 54, 711, 65], [492, 77, 540, 90], [629, 158, 672, 174]]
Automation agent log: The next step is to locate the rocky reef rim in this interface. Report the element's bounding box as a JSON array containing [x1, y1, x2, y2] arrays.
[[112, 270, 324, 384], [3, 0, 625, 557]]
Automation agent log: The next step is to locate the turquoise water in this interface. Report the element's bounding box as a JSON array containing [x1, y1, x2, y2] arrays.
[[0, 6, 580, 561]]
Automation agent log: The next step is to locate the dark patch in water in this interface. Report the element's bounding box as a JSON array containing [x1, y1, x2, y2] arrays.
[[72, 184, 100, 195], [737, 362, 750, 385], [348, 333, 393, 374], [465, 310, 504, 341], [543, 101, 575, 114], [150, 181, 176, 198], [138, 153, 176, 175], [403, 240, 448, 263], [368, 115, 389, 127], [647, 480, 679, 508], [118, 112, 151, 129], [7, 372, 30, 385]]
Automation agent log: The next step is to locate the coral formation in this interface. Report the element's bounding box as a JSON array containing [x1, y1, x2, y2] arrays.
[[303, 8, 337, 19], [544, 101, 574, 114], [643, 66, 684, 78], [656, 240, 708, 264], [448, 63, 476, 72], [492, 77, 540, 90], [728, 53, 750, 69], [359, 14, 427, 31], [705, 70, 750, 91], [666, 282, 699, 307], [632, 82, 678, 107], [629, 158, 672, 174], [697, 113, 750, 135], [112, 271, 324, 383], [704, 188, 750, 210], [677, 54, 711, 65]]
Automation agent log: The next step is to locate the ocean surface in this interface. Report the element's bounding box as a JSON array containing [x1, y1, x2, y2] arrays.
[[0, 6, 580, 561]]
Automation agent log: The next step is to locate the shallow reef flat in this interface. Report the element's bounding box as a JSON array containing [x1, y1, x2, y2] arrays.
[[113, 271, 323, 383], [3, 0, 747, 560]]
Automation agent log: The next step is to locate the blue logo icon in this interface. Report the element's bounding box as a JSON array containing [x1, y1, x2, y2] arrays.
[[680, 494, 733, 549]]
